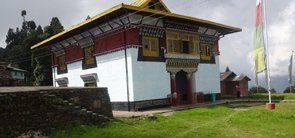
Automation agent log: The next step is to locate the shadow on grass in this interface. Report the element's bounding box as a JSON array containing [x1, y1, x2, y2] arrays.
[[222, 94, 285, 100], [224, 102, 265, 108]]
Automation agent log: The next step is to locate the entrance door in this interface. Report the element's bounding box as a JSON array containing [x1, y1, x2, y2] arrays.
[[176, 70, 188, 104]]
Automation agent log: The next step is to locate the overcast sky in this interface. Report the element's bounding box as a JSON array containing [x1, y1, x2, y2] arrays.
[[0, 0, 294, 90]]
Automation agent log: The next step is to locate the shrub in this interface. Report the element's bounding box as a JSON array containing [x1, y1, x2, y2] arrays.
[[249, 86, 268, 94], [283, 86, 295, 93]]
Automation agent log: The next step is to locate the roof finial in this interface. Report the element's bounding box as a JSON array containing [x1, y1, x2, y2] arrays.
[[225, 66, 231, 72]]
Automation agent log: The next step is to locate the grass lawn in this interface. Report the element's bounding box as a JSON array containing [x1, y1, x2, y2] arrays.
[[51, 102, 295, 138], [222, 93, 295, 100]]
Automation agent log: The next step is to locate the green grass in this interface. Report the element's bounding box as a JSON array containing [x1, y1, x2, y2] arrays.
[[222, 93, 295, 100], [51, 103, 295, 138]]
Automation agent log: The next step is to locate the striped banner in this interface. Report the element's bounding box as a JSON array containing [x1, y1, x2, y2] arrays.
[[253, 0, 266, 73]]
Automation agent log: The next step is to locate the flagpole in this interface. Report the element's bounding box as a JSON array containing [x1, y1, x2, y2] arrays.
[[290, 51, 294, 93], [255, 72, 259, 93], [262, 0, 272, 103]]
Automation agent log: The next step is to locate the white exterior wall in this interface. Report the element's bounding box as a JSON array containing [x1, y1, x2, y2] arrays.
[[193, 56, 221, 94], [53, 50, 134, 102], [130, 48, 171, 101], [53, 48, 221, 102]]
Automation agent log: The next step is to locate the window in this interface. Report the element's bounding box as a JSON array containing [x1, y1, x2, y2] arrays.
[[181, 41, 189, 54], [142, 36, 159, 57], [84, 82, 97, 87], [84, 46, 95, 65], [166, 32, 180, 53], [57, 54, 67, 74], [166, 31, 200, 55], [200, 44, 212, 60], [82, 46, 97, 69]]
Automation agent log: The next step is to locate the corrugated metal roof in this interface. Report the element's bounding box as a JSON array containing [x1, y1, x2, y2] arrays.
[[130, 0, 149, 7], [31, 1, 241, 49], [221, 72, 251, 82]]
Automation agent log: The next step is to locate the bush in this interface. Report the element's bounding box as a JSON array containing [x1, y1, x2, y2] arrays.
[[249, 86, 268, 94], [283, 86, 295, 93], [270, 88, 277, 93]]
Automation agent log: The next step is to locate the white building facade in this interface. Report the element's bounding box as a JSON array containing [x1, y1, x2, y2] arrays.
[[32, 0, 241, 110]]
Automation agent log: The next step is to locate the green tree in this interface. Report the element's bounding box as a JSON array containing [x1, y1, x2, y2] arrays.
[[270, 88, 277, 93], [249, 86, 268, 94], [0, 47, 5, 61], [33, 58, 45, 86], [283, 86, 295, 93], [44, 17, 64, 37], [32, 17, 64, 86]]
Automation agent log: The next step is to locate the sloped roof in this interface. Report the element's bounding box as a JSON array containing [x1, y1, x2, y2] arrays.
[[220, 72, 250, 82], [31, 0, 241, 49], [130, 0, 171, 13], [232, 74, 251, 81], [220, 71, 236, 81]]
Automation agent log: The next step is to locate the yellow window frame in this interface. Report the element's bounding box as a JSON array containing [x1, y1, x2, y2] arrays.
[[166, 31, 201, 55], [142, 36, 160, 57], [200, 44, 212, 60], [84, 46, 95, 65], [166, 31, 180, 53], [58, 55, 66, 71]]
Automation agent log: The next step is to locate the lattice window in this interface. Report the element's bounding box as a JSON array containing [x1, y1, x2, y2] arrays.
[[57, 54, 67, 74], [200, 44, 212, 60], [166, 31, 200, 55], [142, 36, 159, 57], [166, 32, 180, 53], [83, 46, 95, 65]]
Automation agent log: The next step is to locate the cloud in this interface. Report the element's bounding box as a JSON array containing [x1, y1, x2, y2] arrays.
[[268, 0, 295, 76]]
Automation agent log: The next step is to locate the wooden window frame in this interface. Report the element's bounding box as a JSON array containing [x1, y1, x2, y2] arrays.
[[57, 54, 67, 74], [142, 36, 160, 57], [166, 31, 180, 53], [200, 44, 212, 60], [166, 31, 200, 55], [84, 82, 97, 87], [82, 46, 97, 70]]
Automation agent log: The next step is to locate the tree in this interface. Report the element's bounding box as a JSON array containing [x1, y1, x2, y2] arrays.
[[0, 47, 5, 61], [283, 86, 295, 93], [21, 10, 27, 22], [32, 17, 64, 86], [270, 88, 277, 93], [249, 86, 268, 94], [44, 17, 64, 37], [33, 58, 45, 86], [3, 12, 64, 86]]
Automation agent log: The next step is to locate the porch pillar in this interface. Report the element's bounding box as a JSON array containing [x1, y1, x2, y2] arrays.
[[186, 73, 194, 104], [170, 73, 178, 106]]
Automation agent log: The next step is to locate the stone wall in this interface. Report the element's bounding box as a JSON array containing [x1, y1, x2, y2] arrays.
[[0, 87, 113, 137]]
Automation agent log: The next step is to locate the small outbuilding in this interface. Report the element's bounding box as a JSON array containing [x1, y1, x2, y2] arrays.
[[220, 67, 251, 97], [0, 62, 26, 86]]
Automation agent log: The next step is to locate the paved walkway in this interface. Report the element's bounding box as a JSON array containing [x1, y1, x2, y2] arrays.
[[113, 99, 295, 118]]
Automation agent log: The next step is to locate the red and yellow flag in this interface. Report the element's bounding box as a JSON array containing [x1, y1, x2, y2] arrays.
[[253, 0, 266, 73]]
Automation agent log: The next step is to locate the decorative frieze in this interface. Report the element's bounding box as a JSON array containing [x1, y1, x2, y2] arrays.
[[166, 59, 199, 68], [200, 35, 217, 45], [139, 26, 165, 37], [164, 20, 199, 32]]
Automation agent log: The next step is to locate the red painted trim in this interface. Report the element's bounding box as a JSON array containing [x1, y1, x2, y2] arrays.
[[171, 76, 178, 106], [51, 54, 58, 67], [65, 58, 83, 64], [186, 76, 193, 104], [94, 28, 139, 55], [66, 44, 83, 63]]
